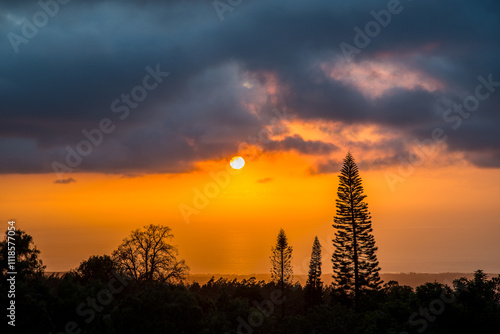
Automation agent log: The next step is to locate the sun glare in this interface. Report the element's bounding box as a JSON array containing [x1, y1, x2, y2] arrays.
[[230, 156, 245, 169]]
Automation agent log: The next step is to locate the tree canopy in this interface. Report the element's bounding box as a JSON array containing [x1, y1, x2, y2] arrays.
[[0, 228, 45, 280], [112, 224, 189, 283]]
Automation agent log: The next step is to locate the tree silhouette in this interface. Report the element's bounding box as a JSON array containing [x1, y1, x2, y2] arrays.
[[0, 228, 45, 280], [305, 236, 323, 308], [270, 228, 293, 317], [71, 254, 117, 283], [332, 152, 382, 311], [112, 224, 189, 283]]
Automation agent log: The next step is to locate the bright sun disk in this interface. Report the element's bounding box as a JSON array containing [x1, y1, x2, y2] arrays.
[[230, 156, 245, 169]]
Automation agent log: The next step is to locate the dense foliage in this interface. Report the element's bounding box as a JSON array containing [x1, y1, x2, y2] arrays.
[[1, 229, 499, 333], [1, 268, 499, 333]]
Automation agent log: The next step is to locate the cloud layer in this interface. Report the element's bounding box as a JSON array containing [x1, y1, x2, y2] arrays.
[[1, 0, 499, 175]]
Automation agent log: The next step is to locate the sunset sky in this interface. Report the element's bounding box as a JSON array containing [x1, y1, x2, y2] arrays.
[[1, 0, 499, 275]]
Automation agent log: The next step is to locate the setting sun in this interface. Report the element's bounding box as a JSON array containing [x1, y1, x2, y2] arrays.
[[229, 156, 245, 169]]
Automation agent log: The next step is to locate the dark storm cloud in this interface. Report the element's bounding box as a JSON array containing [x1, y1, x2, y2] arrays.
[[310, 153, 404, 175], [263, 134, 338, 155], [1, 0, 499, 174], [310, 158, 343, 175]]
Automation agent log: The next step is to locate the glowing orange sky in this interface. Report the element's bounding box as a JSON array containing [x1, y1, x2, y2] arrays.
[[2, 147, 500, 275], [2, 0, 500, 280]]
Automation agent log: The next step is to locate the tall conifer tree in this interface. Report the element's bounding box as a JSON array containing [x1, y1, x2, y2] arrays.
[[305, 236, 323, 308], [270, 228, 293, 317], [332, 152, 382, 310]]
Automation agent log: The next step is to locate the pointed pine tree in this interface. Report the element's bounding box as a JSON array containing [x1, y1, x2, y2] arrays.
[[270, 228, 293, 317], [332, 152, 382, 311], [305, 236, 323, 308]]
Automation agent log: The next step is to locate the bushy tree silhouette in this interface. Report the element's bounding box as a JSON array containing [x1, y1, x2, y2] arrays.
[[0, 228, 45, 280], [71, 254, 117, 283], [0, 229, 51, 333], [332, 152, 382, 311], [112, 224, 189, 283]]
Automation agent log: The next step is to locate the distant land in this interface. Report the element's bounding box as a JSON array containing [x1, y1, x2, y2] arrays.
[[186, 272, 493, 288], [45, 272, 497, 288]]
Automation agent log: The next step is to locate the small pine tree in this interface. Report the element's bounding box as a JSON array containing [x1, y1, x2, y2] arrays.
[[270, 228, 293, 317], [305, 236, 323, 308], [332, 152, 382, 311]]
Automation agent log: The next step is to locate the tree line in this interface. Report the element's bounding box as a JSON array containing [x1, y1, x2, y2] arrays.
[[1, 153, 499, 333]]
